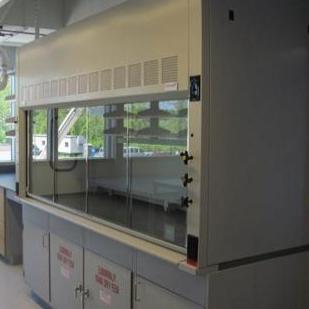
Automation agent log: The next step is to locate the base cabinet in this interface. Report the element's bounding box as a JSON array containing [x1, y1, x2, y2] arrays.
[[23, 221, 50, 303], [50, 234, 83, 309], [0, 189, 23, 265], [135, 277, 203, 309], [23, 206, 204, 309]]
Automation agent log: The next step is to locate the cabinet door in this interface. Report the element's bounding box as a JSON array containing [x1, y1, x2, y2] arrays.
[[84, 250, 132, 309], [50, 233, 83, 309], [135, 277, 203, 309], [23, 221, 50, 303]]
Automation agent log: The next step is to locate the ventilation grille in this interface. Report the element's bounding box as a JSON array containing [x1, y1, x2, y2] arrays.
[[162, 56, 178, 83], [38, 84, 44, 99], [30, 85, 37, 100], [89, 72, 99, 92], [101, 69, 112, 91], [59, 79, 67, 97], [78, 74, 88, 94], [128, 63, 142, 88], [51, 80, 59, 97], [22, 55, 180, 102], [68, 77, 77, 96], [34, 84, 40, 100], [144, 60, 159, 86], [24, 87, 30, 101], [113, 66, 126, 89], [43, 82, 50, 98]]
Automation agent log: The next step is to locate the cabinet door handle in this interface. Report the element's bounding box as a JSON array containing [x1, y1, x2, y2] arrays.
[[42, 233, 48, 248], [134, 282, 141, 302], [83, 289, 90, 300], [74, 284, 83, 298]]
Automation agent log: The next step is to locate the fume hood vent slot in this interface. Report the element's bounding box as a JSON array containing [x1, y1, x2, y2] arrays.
[[68, 76, 77, 96], [43, 82, 50, 98], [23, 87, 29, 101], [101, 69, 112, 91], [31, 85, 38, 100], [128, 63, 142, 88], [144, 60, 159, 86], [59, 79, 67, 97], [89, 72, 99, 92], [27, 86, 32, 101], [51, 80, 59, 97], [35, 85, 40, 100], [162, 56, 178, 83], [78, 74, 88, 94], [113, 66, 126, 89], [38, 84, 44, 99]]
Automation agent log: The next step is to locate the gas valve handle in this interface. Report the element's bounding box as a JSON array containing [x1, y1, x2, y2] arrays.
[[181, 173, 193, 187], [181, 197, 193, 208], [180, 151, 193, 165]]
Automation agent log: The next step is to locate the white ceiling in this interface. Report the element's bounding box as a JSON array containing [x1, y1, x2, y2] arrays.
[[0, 0, 128, 47]]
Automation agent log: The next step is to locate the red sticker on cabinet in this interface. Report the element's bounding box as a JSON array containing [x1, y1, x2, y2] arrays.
[[57, 245, 74, 279], [95, 266, 119, 294]]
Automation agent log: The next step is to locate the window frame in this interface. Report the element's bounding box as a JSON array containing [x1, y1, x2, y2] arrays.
[[25, 99, 189, 253]]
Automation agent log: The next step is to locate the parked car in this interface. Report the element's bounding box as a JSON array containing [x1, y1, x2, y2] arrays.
[[94, 147, 105, 158], [123, 146, 145, 157]]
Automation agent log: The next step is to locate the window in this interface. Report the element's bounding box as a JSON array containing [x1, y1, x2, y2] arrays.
[[28, 100, 189, 248], [0, 76, 16, 163]]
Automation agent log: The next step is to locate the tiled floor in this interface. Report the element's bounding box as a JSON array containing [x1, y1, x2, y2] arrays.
[[0, 260, 41, 309]]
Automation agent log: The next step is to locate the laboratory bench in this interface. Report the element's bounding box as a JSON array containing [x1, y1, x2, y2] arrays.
[[0, 172, 23, 265]]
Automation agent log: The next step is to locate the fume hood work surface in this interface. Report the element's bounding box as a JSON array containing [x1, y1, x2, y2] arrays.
[[17, 0, 309, 308]]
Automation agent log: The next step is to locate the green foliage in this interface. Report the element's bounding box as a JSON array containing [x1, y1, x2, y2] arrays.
[[67, 109, 105, 149], [33, 110, 48, 134], [0, 84, 11, 143], [31, 101, 188, 154]]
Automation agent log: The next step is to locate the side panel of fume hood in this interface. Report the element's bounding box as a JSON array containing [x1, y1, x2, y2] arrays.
[[207, 251, 309, 309], [205, 0, 309, 266], [17, 0, 190, 107]]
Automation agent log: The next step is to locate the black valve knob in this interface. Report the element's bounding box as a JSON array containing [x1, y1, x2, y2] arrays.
[[181, 173, 193, 187], [180, 151, 193, 165], [181, 197, 193, 208]]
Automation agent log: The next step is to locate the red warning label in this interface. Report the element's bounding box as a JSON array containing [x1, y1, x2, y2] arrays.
[[95, 266, 119, 294], [57, 246, 74, 269]]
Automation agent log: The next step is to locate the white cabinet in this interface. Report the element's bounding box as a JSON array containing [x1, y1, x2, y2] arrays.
[[23, 221, 50, 303]]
